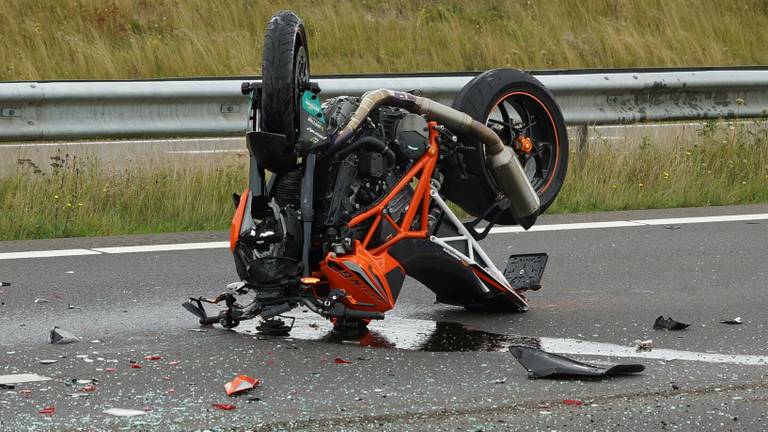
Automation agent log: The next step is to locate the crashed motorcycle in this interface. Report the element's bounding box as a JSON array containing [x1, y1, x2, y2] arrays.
[[183, 11, 568, 335]]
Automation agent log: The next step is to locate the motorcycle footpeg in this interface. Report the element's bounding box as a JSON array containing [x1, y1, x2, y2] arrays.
[[503, 253, 548, 291]]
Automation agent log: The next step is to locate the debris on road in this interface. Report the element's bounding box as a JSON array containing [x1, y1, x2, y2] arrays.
[[49, 326, 80, 344], [721, 317, 743, 325], [664, 225, 681, 230], [38, 406, 55, 415], [0, 373, 52, 386], [34, 298, 49, 304], [224, 375, 260, 396], [103, 408, 147, 417], [654, 316, 690, 331], [67, 304, 80, 310], [143, 355, 162, 361], [188, 328, 208, 333], [494, 378, 507, 384], [334, 357, 353, 364], [562, 399, 584, 406], [509, 345, 645, 379], [39, 359, 59, 365], [212, 403, 236, 411], [130, 363, 142, 369], [634, 339, 654, 351], [0, 282, 10, 287]]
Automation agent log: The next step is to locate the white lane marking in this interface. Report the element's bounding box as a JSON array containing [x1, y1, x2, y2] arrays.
[[0, 249, 102, 260], [232, 314, 768, 366], [1, 212, 766, 260], [488, 213, 768, 234], [0, 137, 242, 148], [0, 373, 52, 385], [631, 213, 768, 226], [165, 149, 246, 154], [92, 241, 229, 254], [540, 338, 768, 366]]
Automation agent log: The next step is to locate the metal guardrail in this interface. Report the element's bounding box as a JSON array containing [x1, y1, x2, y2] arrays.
[[1, 68, 767, 141]]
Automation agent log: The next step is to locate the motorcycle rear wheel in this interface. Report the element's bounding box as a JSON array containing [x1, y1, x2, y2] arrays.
[[448, 69, 569, 223]]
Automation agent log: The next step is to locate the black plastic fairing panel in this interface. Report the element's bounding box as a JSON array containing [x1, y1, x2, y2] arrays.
[[388, 239, 486, 306]]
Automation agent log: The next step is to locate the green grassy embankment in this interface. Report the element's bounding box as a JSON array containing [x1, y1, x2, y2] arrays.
[[1, 0, 767, 80]]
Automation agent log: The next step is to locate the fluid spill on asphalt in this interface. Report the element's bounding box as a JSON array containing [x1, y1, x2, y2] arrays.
[[230, 313, 768, 365]]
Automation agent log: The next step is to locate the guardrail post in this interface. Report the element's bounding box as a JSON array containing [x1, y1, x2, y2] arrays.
[[576, 125, 589, 153]]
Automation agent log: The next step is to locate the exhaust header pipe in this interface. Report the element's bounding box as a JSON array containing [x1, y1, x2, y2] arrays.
[[332, 89, 540, 229]]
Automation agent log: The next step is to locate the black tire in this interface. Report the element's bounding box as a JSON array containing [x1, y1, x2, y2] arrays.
[[449, 69, 568, 221], [261, 11, 310, 143]]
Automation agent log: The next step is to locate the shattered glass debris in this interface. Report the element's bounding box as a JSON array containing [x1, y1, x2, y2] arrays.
[[509, 345, 645, 379], [654, 316, 690, 330]]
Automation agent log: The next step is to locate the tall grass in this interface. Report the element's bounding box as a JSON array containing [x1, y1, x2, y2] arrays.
[[1, 122, 766, 241], [1, 0, 766, 81]]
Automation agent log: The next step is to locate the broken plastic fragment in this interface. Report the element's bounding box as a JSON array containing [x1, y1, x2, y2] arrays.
[[130, 363, 142, 369], [80, 385, 96, 392], [654, 316, 690, 331], [34, 298, 49, 303], [19, 389, 32, 398], [39, 359, 58, 365], [224, 375, 260, 396], [212, 403, 236, 411], [0, 373, 51, 385], [634, 339, 653, 351], [38, 406, 55, 415], [103, 408, 146, 417], [143, 355, 162, 361], [509, 345, 645, 379], [562, 399, 584, 406], [49, 326, 80, 344], [334, 357, 353, 364], [721, 317, 743, 325], [105, 368, 116, 373], [0, 282, 10, 287]]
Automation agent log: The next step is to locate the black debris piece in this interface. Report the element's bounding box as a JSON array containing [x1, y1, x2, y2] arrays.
[[0, 282, 10, 287], [664, 225, 681, 230], [509, 345, 645, 379], [721, 317, 743, 325], [49, 326, 80, 344], [653, 316, 691, 331]]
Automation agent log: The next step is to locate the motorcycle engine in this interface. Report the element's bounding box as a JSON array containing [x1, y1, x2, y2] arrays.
[[319, 96, 431, 250]]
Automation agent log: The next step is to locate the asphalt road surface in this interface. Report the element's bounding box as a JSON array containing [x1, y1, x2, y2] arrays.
[[1, 205, 767, 431]]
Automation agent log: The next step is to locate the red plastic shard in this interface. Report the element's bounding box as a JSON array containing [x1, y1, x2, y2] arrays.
[[81, 385, 96, 392], [562, 399, 584, 406], [224, 375, 260, 396], [105, 367, 117, 373], [334, 357, 353, 364], [130, 363, 142, 369], [212, 403, 236, 411], [143, 355, 162, 361], [38, 406, 55, 415]]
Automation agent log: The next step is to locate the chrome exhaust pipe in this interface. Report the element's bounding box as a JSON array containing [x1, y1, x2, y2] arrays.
[[332, 89, 540, 229]]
